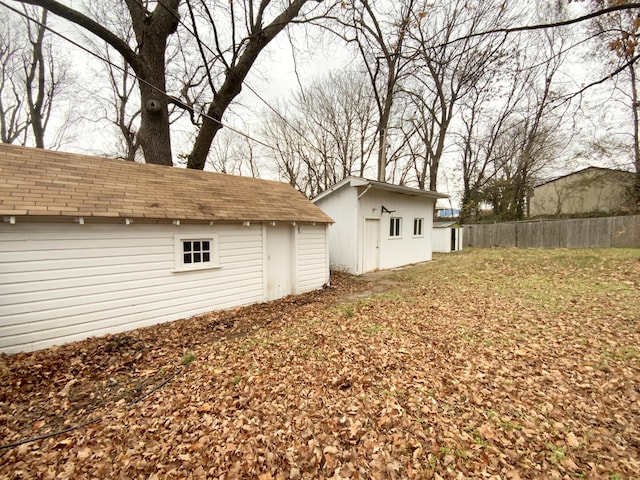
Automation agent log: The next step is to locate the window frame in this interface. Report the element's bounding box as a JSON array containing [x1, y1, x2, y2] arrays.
[[389, 217, 402, 238], [413, 217, 424, 237], [173, 234, 220, 272]]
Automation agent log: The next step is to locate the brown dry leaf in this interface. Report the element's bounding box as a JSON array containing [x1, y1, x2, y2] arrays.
[[1, 251, 639, 478], [566, 432, 580, 448], [76, 447, 91, 460]]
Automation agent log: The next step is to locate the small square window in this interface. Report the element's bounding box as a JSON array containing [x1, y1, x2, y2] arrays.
[[174, 234, 219, 272], [183, 239, 210, 264], [389, 217, 402, 237], [413, 218, 423, 236]]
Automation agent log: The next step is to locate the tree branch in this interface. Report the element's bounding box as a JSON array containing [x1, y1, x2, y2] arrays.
[[445, 3, 640, 46], [12, 0, 142, 72]]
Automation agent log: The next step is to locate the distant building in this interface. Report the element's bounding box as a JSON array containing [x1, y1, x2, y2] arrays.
[[529, 167, 635, 217]]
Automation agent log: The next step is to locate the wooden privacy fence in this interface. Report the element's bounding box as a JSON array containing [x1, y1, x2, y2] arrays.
[[463, 215, 640, 249]]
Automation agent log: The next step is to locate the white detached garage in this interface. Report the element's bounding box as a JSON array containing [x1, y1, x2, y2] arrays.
[[312, 177, 447, 275], [0, 144, 332, 354]]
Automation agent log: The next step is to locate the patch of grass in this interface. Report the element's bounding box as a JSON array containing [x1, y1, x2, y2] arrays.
[[471, 429, 488, 446], [613, 345, 639, 361], [546, 443, 567, 463], [363, 324, 382, 335], [243, 337, 270, 348], [439, 446, 452, 455], [340, 306, 355, 318], [500, 420, 522, 431], [374, 290, 404, 302], [455, 448, 470, 460], [486, 409, 498, 420], [181, 352, 196, 365]]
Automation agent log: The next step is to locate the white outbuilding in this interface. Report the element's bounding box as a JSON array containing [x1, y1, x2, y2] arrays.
[[432, 221, 464, 253], [312, 176, 447, 275], [0, 144, 333, 354]]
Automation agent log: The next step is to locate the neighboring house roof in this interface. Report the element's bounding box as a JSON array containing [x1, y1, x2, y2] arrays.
[[312, 176, 448, 203], [534, 166, 634, 188], [0, 144, 333, 223]]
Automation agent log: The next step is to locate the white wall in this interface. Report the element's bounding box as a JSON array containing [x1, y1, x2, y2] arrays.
[[432, 227, 464, 253], [314, 187, 359, 274], [296, 224, 330, 292], [0, 222, 271, 354], [359, 190, 435, 271]]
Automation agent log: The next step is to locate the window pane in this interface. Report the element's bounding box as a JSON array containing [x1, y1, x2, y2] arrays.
[[180, 237, 214, 268], [390, 218, 401, 237]]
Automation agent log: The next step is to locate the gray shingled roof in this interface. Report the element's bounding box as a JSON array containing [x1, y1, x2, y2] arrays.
[[0, 144, 333, 223]]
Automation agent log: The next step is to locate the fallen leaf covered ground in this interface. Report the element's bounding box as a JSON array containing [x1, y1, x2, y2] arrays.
[[1, 248, 639, 479]]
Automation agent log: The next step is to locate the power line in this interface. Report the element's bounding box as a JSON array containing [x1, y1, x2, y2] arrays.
[[0, 0, 280, 153]]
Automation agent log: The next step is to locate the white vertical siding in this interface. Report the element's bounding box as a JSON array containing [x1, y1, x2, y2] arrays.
[[359, 190, 435, 271], [432, 227, 464, 253], [314, 187, 359, 274], [296, 224, 329, 293], [0, 222, 264, 354]]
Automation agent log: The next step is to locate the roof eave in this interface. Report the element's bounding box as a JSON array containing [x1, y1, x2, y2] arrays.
[[313, 176, 449, 202]]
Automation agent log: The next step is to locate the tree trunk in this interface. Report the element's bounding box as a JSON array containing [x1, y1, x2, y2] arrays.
[[16, 0, 178, 166], [136, 36, 172, 167], [25, 9, 47, 148], [126, 0, 178, 167], [629, 62, 640, 206]]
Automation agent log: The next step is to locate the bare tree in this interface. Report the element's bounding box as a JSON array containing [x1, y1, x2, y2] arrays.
[[81, 1, 141, 161], [206, 129, 261, 178], [457, 76, 525, 222], [403, 0, 516, 191], [262, 108, 314, 194], [0, 15, 28, 144], [589, 1, 640, 206], [0, 6, 68, 147], [260, 70, 378, 196], [335, 0, 425, 181], [16, 0, 336, 168]]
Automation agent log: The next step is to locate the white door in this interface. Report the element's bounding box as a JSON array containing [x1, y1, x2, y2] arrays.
[[363, 219, 380, 273], [266, 225, 293, 300]]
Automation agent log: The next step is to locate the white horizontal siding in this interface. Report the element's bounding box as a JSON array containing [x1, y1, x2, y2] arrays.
[[0, 222, 264, 354], [296, 225, 328, 293]]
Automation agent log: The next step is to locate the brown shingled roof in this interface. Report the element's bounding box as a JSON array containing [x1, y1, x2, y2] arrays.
[[0, 144, 333, 223]]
